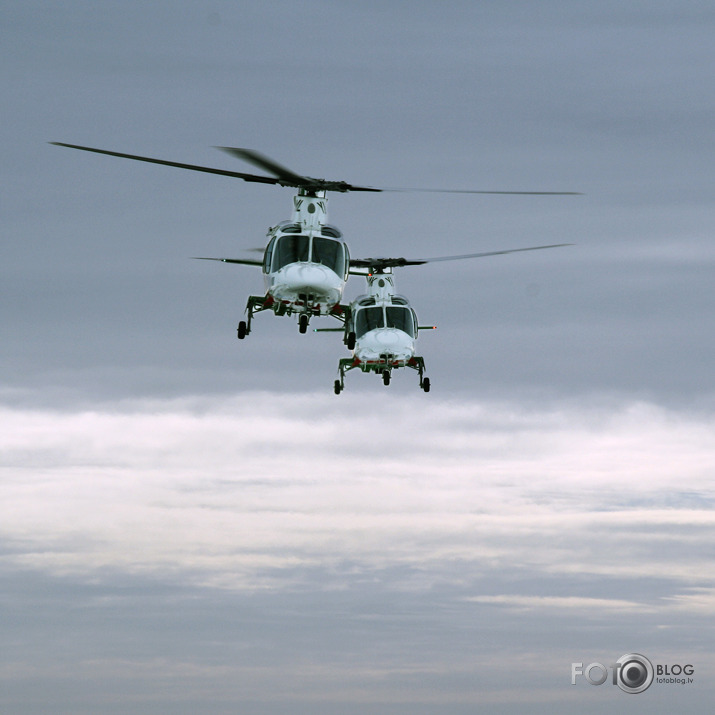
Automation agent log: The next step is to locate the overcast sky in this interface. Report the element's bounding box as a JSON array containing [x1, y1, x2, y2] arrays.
[[2, 1, 714, 713]]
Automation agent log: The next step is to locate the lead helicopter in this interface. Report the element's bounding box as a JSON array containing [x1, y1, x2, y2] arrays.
[[50, 143, 577, 340]]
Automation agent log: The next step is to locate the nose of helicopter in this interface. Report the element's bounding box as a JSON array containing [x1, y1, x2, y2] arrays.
[[355, 328, 415, 361], [295, 263, 329, 283], [271, 262, 343, 305]]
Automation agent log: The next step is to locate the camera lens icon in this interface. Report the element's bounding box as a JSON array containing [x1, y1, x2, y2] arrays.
[[616, 653, 654, 693]]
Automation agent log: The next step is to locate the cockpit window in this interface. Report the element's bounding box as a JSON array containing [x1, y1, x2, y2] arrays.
[[386, 306, 416, 337], [355, 307, 384, 337], [279, 222, 302, 233], [272, 235, 309, 271], [270, 234, 346, 276], [321, 225, 342, 238], [263, 236, 276, 274], [312, 236, 345, 275], [355, 306, 416, 338]]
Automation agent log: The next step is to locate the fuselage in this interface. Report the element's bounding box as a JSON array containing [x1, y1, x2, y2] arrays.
[[334, 269, 429, 393], [349, 291, 419, 370], [261, 220, 349, 315]]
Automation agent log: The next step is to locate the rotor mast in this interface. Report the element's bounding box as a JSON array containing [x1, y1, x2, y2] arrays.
[[366, 267, 396, 301], [292, 188, 328, 231]]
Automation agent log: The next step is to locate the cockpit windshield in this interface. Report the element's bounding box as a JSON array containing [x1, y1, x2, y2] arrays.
[[354, 306, 416, 338], [271, 234, 345, 275], [272, 235, 309, 271], [386, 307, 416, 337], [355, 307, 384, 337], [312, 236, 345, 275]]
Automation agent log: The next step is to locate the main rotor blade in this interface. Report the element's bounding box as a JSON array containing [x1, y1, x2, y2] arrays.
[[350, 243, 573, 270], [380, 187, 582, 195], [50, 143, 282, 185], [214, 148, 582, 194], [217, 146, 381, 193], [52, 143, 580, 195], [411, 242, 574, 262], [216, 147, 311, 186]]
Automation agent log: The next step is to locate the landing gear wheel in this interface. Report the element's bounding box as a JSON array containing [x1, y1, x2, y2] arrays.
[[299, 314, 308, 334], [347, 332, 356, 351], [422, 377, 430, 393], [237, 321, 247, 340], [334, 380, 342, 395], [382, 370, 391, 386]]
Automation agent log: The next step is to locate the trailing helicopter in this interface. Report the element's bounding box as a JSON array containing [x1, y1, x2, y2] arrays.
[[50, 143, 577, 340], [321, 244, 575, 393], [319, 262, 431, 393]]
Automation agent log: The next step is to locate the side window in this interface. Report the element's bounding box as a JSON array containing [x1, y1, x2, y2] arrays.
[[263, 236, 276, 274]]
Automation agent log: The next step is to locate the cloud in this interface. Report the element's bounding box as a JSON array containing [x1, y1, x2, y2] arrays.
[[465, 594, 648, 613], [2, 393, 713, 599], [664, 588, 715, 615]]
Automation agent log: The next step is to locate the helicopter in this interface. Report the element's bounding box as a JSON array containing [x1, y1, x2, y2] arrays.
[[317, 262, 432, 393], [319, 242, 580, 393], [50, 142, 577, 340]]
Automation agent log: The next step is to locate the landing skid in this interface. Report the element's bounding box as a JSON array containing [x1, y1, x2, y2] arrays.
[[236, 295, 267, 339], [333, 355, 430, 394], [237, 295, 324, 338]]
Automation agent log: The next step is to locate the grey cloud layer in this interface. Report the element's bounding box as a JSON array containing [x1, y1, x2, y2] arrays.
[[2, 394, 714, 713], [2, 394, 713, 590]]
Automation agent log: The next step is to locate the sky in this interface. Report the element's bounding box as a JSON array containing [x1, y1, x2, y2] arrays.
[[2, 1, 714, 713]]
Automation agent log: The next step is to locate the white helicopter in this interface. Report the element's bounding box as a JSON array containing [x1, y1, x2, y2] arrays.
[[319, 262, 431, 393], [321, 244, 576, 393], [50, 143, 577, 340]]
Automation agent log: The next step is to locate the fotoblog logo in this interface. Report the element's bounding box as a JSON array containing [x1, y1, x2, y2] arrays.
[[571, 653, 654, 693], [572, 653, 695, 693]]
